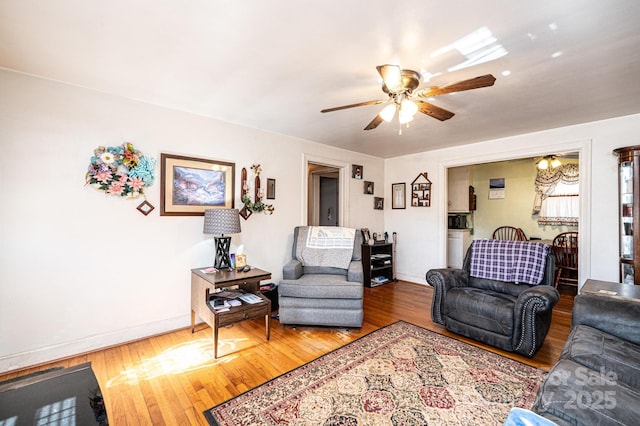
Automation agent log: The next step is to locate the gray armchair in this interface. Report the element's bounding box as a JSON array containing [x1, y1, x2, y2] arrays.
[[278, 226, 364, 328], [426, 240, 559, 357]]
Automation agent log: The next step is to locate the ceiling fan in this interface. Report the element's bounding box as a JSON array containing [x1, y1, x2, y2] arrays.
[[321, 64, 496, 131]]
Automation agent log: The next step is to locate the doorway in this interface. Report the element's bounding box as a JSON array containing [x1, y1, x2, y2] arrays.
[[307, 163, 340, 226], [444, 148, 587, 293]]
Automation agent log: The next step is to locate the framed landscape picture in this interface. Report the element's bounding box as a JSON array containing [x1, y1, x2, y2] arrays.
[[160, 153, 235, 216]]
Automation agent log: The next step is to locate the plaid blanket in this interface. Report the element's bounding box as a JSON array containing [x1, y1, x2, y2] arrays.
[[469, 239, 549, 285]]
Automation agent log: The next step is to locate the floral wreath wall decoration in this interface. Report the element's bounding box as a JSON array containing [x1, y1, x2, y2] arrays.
[[85, 142, 157, 213]]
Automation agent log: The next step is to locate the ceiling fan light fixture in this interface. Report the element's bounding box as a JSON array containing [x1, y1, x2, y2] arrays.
[[378, 65, 404, 93], [399, 99, 418, 124], [379, 103, 397, 122], [400, 99, 418, 116], [399, 111, 412, 124]]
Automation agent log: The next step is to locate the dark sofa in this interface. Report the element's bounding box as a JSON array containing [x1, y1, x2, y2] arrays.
[[533, 293, 640, 425]]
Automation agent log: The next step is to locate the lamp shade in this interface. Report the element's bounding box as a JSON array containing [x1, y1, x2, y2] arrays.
[[203, 209, 241, 235]]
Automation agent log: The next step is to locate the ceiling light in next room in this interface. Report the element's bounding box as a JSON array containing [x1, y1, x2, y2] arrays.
[[537, 155, 562, 170]]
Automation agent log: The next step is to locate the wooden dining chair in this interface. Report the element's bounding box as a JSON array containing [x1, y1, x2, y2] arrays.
[[492, 226, 527, 241], [551, 231, 579, 288]]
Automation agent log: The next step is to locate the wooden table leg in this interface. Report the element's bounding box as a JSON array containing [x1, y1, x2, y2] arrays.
[[265, 312, 271, 341], [191, 310, 196, 333], [213, 313, 219, 358]]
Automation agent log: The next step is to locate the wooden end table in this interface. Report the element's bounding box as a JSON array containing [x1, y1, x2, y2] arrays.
[[581, 279, 640, 302], [191, 267, 272, 358]]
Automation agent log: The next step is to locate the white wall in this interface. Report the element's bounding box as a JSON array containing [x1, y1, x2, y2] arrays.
[[0, 70, 385, 371], [385, 114, 640, 285]]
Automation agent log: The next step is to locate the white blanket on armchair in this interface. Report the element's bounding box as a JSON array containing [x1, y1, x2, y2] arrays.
[[296, 226, 355, 269]]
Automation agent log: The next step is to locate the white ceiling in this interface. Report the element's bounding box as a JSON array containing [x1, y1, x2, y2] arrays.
[[2, 0, 640, 158]]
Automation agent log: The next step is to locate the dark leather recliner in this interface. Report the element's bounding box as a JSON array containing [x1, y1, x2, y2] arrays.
[[426, 243, 559, 357]]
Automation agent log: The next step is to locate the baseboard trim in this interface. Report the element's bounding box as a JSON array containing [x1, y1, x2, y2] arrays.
[[0, 315, 191, 374], [396, 273, 428, 285]]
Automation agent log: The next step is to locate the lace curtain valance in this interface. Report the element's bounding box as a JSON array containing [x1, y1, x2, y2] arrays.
[[532, 163, 579, 226]]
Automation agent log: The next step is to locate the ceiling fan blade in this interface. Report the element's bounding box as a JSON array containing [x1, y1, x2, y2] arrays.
[[321, 99, 385, 113], [364, 114, 384, 130], [376, 64, 404, 94], [417, 74, 496, 98], [416, 101, 455, 121]]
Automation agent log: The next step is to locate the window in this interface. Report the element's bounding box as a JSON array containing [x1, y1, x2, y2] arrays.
[[533, 164, 579, 226]]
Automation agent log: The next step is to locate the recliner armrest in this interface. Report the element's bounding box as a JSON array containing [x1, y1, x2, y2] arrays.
[[512, 285, 559, 357], [426, 268, 469, 291], [283, 259, 303, 280], [347, 260, 363, 283], [515, 285, 560, 311], [426, 268, 469, 325]]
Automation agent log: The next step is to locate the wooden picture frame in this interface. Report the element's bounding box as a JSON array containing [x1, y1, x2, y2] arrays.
[[364, 181, 374, 195], [374, 197, 384, 210], [136, 200, 155, 216], [392, 183, 406, 209], [160, 153, 235, 216], [266, 178, 276, 199], [352, 164, 363, 179]]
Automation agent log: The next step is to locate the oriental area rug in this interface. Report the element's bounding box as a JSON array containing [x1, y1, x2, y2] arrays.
[[204, 321, 546, 425]]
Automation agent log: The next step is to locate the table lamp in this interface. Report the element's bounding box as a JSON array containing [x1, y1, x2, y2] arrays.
[[203, 208, 241, 269]]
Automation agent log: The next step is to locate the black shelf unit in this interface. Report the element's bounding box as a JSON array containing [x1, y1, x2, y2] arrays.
[[362, 242, 395, 287]]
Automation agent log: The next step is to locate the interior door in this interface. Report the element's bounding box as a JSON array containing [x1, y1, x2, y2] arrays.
[[319, 176, 338, 226]]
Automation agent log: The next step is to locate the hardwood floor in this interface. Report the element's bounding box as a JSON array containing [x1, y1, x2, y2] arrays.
[[0, 281, 573, 425]]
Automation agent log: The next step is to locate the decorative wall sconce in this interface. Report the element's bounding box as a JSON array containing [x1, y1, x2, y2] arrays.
[[240, 164, 274, 219]]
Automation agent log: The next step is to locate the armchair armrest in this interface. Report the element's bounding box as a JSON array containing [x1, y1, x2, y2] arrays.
[[512, 285, 560, 357], [283, 259, 303, 280], [347, 260, 363, 283], [426, 268, 469, 325], [572, 293, 640, 345]]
